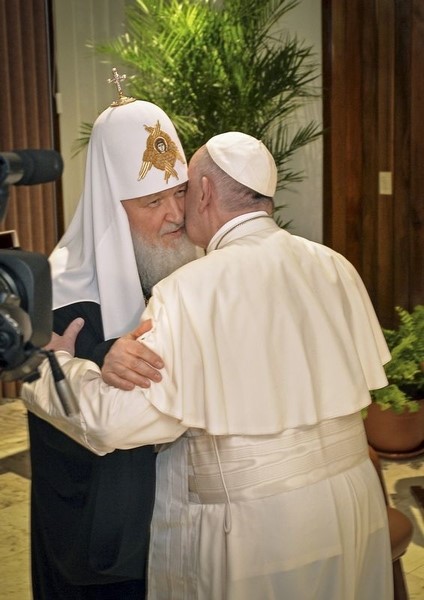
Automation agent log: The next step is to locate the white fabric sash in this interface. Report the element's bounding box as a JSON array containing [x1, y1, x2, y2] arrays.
[[187, 413, 369, 504]]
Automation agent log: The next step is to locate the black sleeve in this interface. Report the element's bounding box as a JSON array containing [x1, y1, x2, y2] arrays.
[[53, 301, 116, 367]]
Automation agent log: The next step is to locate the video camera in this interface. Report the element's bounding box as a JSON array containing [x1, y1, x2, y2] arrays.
[[0, 149, 62, 382], [0, 248, 52, 381]]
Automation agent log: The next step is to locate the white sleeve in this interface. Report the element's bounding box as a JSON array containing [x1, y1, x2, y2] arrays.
[[21, 351, 187, 456]]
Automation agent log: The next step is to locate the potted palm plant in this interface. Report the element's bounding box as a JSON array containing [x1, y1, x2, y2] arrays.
[[77, 0, 322, 227], [364, 305, 424, 456]]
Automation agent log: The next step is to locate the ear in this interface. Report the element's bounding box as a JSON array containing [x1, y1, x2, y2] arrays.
[[198, 176, 212, 214]]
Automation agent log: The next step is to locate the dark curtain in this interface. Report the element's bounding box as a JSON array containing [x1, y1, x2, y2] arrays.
[[0, 0, 61, 398]]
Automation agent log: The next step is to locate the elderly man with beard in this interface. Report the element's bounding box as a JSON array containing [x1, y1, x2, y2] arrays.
[[26, 92, 197, 600]]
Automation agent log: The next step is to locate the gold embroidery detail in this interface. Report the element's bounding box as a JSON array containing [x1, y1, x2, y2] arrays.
[[138, 121, 185, 183]]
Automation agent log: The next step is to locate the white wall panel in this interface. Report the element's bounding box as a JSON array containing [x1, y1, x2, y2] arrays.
[[274, 0, 323, 242], [53, 0, 126, 225]]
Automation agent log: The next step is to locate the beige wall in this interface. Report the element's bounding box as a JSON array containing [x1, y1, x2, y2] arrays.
[[53, 0, 322, 241], [278, 0, 322, 242], [52, 0, 127, 225]]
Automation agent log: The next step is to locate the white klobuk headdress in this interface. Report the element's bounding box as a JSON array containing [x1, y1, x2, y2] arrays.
[[50, 92, 187, 339]]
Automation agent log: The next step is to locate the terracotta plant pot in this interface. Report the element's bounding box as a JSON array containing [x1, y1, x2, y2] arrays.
[[364, 399, 424, 455]]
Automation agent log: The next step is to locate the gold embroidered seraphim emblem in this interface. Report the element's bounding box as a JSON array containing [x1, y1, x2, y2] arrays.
[[138, 120, 185, 183]]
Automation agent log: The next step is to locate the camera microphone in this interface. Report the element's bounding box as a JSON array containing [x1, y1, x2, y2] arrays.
[[0, 149, 63, 186], [44, 350, 79, 416]]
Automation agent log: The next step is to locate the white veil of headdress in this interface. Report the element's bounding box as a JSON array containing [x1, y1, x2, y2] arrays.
[[50, 100, 188, 339]]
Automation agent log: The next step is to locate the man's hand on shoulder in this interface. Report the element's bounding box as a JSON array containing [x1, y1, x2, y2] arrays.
[[44, 317, 85, 356], [102, 319, 164, 390]]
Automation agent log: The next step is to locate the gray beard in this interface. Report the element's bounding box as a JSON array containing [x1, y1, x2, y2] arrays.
[[131, 232, 197, 299]]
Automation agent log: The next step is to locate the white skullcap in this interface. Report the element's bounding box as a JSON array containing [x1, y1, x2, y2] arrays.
[[206, 131, 277, 197]]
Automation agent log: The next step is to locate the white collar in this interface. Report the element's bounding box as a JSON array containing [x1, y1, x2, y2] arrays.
[[207, 211, 272, 252]]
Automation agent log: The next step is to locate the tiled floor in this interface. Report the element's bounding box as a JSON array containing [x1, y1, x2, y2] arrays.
[[0, 400, 31, 600], [382, 451, 424, 598], [0, 398, 423, 599]]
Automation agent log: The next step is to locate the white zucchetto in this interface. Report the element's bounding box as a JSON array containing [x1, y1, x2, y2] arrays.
[[206, 131, 277, 197]]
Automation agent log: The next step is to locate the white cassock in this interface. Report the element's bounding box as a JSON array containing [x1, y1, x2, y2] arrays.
[[22, 213, 393, 600]]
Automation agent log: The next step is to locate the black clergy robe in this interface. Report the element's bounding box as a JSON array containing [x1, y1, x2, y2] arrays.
[[27, 301, 156, 599]]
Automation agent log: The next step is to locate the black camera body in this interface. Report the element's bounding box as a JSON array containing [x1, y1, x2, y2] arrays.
[[0, 249, 52, 381], [0, 148, 62, 381]]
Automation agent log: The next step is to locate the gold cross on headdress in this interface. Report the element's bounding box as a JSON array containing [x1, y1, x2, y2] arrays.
[[107, 68, 135, 107]]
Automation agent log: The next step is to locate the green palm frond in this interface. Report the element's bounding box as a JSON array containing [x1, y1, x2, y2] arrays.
[[71, 122, 94, 157], [82, 0, 322, 227]]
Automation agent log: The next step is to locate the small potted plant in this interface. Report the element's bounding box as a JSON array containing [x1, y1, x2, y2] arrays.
[[364, 305, 424, 455]]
